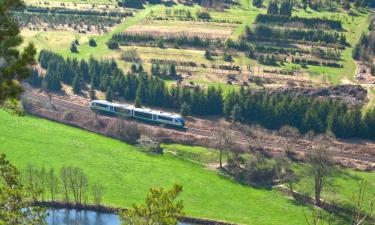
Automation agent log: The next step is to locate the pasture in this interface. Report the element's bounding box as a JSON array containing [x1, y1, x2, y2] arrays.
[[19, 0, 371, 87], [0, 110, 324, 225]]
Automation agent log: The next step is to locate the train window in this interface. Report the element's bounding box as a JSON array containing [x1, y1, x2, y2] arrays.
[[114, 107, 131, 115], [157, 115, 173, 121], [134, 111, 153, 119], [95, 103, 108, 108]]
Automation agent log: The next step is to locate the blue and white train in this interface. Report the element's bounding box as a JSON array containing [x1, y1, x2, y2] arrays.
[[89, 100, 185, 128]]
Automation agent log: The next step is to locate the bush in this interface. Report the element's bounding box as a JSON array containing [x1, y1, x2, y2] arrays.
[[106, 40, 119, 49], [70, 43, 78, 53], [196, 10, 211, 20], [89, 38, 97, 47], [107, 120, 141, 144]]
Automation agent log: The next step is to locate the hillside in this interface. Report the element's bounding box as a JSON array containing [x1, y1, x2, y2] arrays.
[[0, 110, 319, 225]]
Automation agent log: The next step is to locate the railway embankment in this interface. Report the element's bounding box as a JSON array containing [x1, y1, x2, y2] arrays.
[[21, 90, 375, 171]]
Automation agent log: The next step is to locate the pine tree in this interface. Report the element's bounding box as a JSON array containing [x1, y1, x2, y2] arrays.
[[135, 96, 142, 107], [72, 73, 82, 94], [89, 38, 97, 47], [180, 102, 191, 116], [267, 0, 279, 15], [204, 50, 212, 60], [169, 64, 177, 77], [0, 0, 36, 106], [231, 104, 242, 122], [70, 42, 78, 53], [89, 83, 96, 100], [279, 0, 293, 17], [106, 87, 114, 102]]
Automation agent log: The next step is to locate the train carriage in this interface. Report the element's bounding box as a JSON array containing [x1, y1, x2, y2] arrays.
[[89, 100, 185, 127]]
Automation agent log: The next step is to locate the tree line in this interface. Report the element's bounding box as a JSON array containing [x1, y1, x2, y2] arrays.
[[13, 12, 123, 30], [223, 88, 375, 140], [352, 31, 375, 75], [244, 24, 347, 46], [22, 165, 106, 206], [33, 51, 375, 140], [255, 14, 343, 31], [110, 33, 221, 49], [19, 6, 133, 17], [33, 51, 223, 116], [267, 0, 293, 17]]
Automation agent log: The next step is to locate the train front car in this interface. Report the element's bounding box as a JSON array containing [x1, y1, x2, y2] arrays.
[[171, 115, 185, 128]]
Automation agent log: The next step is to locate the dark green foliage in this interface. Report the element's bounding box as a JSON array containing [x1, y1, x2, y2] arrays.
[[223, 52, 233, 62], [89, 84, 96, 100], [204, 50, 212, 60], [111, 33, 219, 49], [120, 0, 144, 9], [43, 63, 62, 92], [72, 74, 82, 94], [222, 90, 375, 140], [353, 0, 375, 7], [180, 102, 191, 116], [352, 32, 375, 63], [39, 51, 375, 140], [246, 25, 345, 45], [196, 10, 211, 20], [258, 54, 277, 65], [371, 64, 375, 76], [252, 0, 263, 7], [0, 154, 46, 224], [106, 87, 114, 102], [267, 1, 279, 15], [39, 51, 223, 116], [70, 42, 78, 53], [89, 39, 97, 47], [0, 0, 36, 105], [27, 68, 43, 87], [279, 0, 293, 17], [169, 64, 177, 77], [106, 40, 119, 49], [255, 14, 343, 31]]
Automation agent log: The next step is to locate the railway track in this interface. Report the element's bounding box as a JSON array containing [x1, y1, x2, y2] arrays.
[[21, 91, 375, 164]]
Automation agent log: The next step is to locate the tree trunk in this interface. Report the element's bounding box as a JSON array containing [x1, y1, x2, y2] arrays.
[[219, 148, 223, 168]]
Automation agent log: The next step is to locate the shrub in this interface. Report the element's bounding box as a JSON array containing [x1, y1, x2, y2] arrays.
[[106, 40, 119, 49], [196, 10, 211, 20], [107, 120, 141, 144], [89, 38, 97, 47]]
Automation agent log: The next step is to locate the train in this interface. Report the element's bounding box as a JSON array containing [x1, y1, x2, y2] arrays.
[[89, 100, 185, 128]]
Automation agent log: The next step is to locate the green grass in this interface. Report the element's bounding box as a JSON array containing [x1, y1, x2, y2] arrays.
[[162, 144, 220, 164], [295, 164, 375, 211], [0, 110, 323, 225], [24, 0, 115, 5]]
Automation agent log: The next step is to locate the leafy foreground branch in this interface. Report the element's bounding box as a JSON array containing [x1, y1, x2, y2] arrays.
[[0, 154, 46, 225], [120, 184, 185, 225]]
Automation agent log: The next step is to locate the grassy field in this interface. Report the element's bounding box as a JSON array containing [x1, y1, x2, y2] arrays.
[[162, 144, 375, 213], [0, 110, 327, 225], [24, 0, 116, 5], [19, 0, 371, 86]]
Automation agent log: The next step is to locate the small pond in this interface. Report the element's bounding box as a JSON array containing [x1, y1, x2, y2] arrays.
[[46, 209, 195, 225]]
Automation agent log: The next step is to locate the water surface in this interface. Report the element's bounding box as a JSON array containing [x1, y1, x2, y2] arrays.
[[46, 209, 194, 225]]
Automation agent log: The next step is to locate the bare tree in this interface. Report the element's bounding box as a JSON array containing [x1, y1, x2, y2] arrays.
[[351, 179, 375, 225], [305, 135, 337, 207], [60, 167, 70, 202], [67, 167, 88, 205], [91, 183, 105, 206], [46, 168, 59, 202], [107, 119, 141, 144], [38, 166, 46, 201], [212, 124, 234, 169]]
